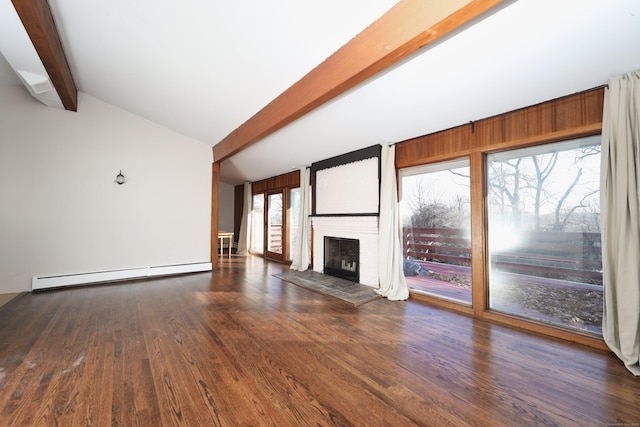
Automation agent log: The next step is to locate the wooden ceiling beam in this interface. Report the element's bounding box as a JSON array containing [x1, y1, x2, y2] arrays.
[[12, 0, 77, 111], [213, 0, 509, 162]]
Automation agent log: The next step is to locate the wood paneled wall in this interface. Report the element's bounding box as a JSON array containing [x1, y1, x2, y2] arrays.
[[251, 170, 300, 194], [210, 162, 220, 262], [233, 184, 244, 240], [396, 88, 604, 168]]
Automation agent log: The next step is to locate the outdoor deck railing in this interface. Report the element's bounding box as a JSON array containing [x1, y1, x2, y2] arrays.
[[268, 224, 283, 253], [403, 226, 603, 284]]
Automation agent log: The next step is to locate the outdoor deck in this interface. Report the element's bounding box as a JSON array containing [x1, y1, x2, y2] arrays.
[[405, 260, 603, 334]]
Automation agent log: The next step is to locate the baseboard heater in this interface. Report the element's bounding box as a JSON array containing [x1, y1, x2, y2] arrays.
[[31, 262, 213, 291]]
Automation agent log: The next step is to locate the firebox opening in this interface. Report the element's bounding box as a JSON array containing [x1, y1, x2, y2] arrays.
[[324, 236, 360, 283]]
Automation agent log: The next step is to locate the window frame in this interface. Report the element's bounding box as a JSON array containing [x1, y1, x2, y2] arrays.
[[394, 88, 606, 350], [485, 137, 602, 334], [400, 158, 473, 305]]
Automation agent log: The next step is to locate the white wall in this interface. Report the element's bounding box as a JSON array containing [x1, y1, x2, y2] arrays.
[[0, 87, 212, 293]]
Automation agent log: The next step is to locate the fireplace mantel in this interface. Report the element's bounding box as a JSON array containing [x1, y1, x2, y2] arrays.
[[311, 216, 379, 287]]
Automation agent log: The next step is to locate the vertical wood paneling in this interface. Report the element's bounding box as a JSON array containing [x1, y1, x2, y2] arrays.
[[496, 102, 555, 144], [473, 115, 504, 149], [211, 162, 220, 261], [475, 88, 604, 148], [397, 87, 605, 169], [234, 184, 243, 239], [584, 88, 606, 124], [252, 170, 300, 194], [552, 88, 605, 132], [395, 123, 474, 169]]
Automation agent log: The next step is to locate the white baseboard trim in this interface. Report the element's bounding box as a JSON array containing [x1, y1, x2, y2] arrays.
[[31, 262, 213, 291]]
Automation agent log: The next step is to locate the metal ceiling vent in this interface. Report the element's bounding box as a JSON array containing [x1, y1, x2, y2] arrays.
[[16, 70, 53, 94]]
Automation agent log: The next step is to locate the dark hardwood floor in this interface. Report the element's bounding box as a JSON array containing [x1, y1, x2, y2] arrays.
[[0, 256, 638, 426]]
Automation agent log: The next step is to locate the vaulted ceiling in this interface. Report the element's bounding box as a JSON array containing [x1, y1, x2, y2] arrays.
[[1, 0, 639, 185]]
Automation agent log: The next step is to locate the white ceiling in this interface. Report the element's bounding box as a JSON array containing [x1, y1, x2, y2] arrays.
[[1, 0, 640, 185]]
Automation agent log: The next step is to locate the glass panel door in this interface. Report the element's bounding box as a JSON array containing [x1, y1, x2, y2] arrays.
[[266, 192, 284, 260]]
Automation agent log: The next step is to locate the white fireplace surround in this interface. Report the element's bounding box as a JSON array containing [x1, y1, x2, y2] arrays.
[[311, 216, 379, 288]]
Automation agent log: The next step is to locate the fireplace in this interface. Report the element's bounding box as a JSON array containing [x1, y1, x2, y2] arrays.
[[324, 236, 359, 282], [311, 216, 378, 287]]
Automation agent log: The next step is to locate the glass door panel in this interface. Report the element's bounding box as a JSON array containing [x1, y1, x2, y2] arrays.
[[267, 192, 284, 260]]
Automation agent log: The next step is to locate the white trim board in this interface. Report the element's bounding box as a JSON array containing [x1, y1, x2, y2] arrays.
[[31, 262, 213, 291]]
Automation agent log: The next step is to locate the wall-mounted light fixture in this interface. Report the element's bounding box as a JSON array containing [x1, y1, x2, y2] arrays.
[[115, 170, 126, 185]]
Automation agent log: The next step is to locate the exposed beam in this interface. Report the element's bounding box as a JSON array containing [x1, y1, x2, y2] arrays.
[[11, 0, 77, 111], [213, 0, 509, 162]]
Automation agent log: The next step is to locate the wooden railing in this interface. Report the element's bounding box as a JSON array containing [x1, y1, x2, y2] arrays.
[[403, 227, 603, 284], [268, 224, 283, 253], [404, 227, 471, 266]]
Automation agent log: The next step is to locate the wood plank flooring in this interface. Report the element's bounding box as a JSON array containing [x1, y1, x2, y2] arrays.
[[0, 293, 19, 309], [0, 256, 638, 426]]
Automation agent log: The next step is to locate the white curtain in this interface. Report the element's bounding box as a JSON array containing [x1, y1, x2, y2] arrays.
[[290, 167, 311, 271], [601, 70, 640, 376], [377, 144, 409, 300], [235, 182, 252, 255]]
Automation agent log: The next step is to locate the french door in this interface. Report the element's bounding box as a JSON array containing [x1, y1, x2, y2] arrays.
[[265, 191, 284, 261], [251, 188, 301, 262]]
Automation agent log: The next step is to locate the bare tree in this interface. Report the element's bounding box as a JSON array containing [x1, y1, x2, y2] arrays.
[[530, 153, 558, 230], [488, 145, 601, 232], [488, 158, 524, 226], [405, 177, 468, 228], [407, 178, 432, 214]]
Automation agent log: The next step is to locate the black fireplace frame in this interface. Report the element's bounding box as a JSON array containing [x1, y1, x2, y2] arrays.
[[310, 144, 381, 217], [323, 236, 360, 283]]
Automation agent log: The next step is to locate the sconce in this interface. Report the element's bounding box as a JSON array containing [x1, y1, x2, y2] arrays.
[[115, 170, 126, 185]]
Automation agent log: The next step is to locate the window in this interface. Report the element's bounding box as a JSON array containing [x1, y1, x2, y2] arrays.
[[400, 159, 472, 304], [487, 136, 602, 334], [288, 188, 301, 261], [251, 194, 264, 254]]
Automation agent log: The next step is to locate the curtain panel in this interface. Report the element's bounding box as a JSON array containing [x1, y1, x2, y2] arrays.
[[377, 145, 409, 300], [290, 167, 311, 271], [601, 70, 640, 375], [236, 182, 251, 255]]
